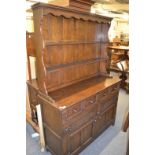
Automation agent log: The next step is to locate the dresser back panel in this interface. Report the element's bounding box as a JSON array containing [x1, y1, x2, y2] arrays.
[[44, 43, 100, 67], [42, 15, 101, 41], [45, 61, 104, 91], [43, 15, 108, 92]]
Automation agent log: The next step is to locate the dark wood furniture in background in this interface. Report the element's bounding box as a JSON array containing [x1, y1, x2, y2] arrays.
[[107, 45, 129, 93], [26, 32, 39, 123], [107, 45, 129, 73], [27, 2, 121, 155], [26, 32, 36, 80], [122, 112, 129, 155], [123, 112, 129, 132]]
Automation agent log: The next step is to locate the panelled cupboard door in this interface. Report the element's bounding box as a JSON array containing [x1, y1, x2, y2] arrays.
[[93, 111, 106, 135], [68, 120, 94, 155], [94, 105, 116, 135]]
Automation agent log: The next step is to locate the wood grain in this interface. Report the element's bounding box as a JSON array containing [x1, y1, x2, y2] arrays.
[[26, 3, 121, 155]]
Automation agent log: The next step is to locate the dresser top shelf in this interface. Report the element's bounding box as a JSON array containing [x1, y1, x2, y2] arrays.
[[48, 75, 121, 108]]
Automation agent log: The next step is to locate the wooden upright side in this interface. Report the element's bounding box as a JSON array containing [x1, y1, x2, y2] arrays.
[[33, 8, 48, 94]]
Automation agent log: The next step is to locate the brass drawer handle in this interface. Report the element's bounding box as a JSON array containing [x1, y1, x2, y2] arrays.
[[102, 93, 106, 96], [64, 127, 72, 134], [68, 127, 72, 132], [64, 128, 69, 134], [93, 119, 97, 125], [73, 109, 77, 112], [89, 100, 94, 104]]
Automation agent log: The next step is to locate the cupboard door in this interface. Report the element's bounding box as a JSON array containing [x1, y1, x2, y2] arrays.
[[105, 105, 117, 126], [70, 129, 81, 154], [81, 121, 94, 146], [94, 105, 117, 136], [68, 120, 94, 155], [93, 112, 106, 135]]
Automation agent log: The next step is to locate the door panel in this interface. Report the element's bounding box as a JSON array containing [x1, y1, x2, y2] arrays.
[[69, 120, 94, 154], [94, 105, 116, 135]]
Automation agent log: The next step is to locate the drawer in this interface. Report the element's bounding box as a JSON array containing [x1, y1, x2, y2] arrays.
[[83, 95, 96, 110], [63, 105, 97, 134], [62, 103, 82, 120], [109, 83, 120, 94], [62, 95, 97, 122], [99, 95, 118, 114], [97, 88, 109, 102]]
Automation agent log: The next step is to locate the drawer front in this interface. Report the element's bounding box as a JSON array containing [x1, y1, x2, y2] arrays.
[[62, 103, 82, 121], [108, 83, 120, 94], [69, 105, 97, 133], [97, 88, 109, 102], [83, 95, 96, 110], [99, 95, 118, 114], [62, 95, 97, 122], [63, 105, 97, 135]]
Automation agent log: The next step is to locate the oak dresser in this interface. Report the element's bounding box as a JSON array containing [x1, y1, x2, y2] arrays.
[[27, 3, 121, 155]]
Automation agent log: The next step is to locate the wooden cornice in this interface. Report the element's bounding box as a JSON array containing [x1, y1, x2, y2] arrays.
[[32, 2, 112, 23]]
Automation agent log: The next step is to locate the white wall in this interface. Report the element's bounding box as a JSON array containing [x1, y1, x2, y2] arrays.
[[108, 18, 129, 42], [26, 16, 36, 114]]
